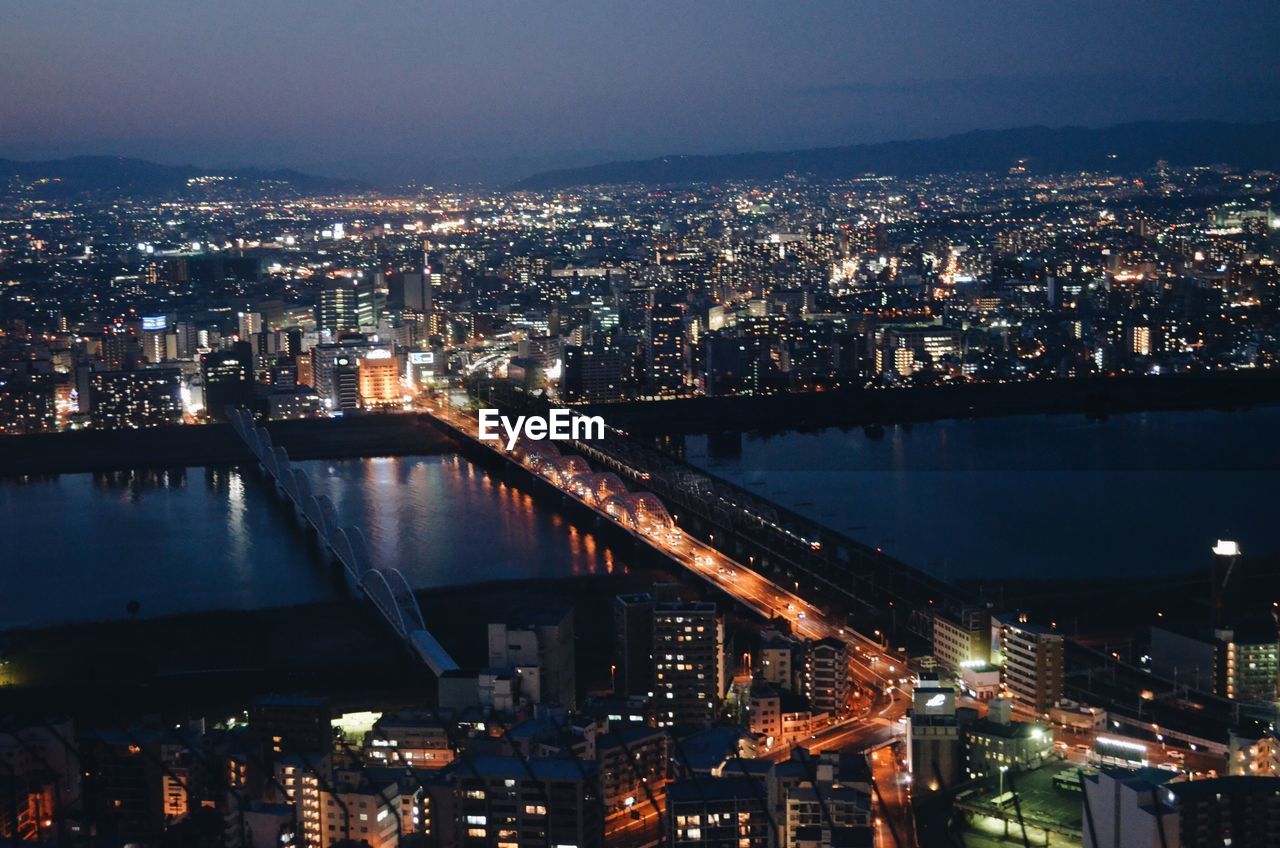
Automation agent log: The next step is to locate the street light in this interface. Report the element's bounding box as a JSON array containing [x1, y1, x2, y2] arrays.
[[998, 765, 1009, 798]]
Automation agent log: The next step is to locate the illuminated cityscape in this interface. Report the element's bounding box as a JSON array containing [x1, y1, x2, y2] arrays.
[[2, 3, 1280, 847]]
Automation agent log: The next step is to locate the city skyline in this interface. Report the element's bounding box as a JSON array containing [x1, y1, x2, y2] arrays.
[[3, 5, 1280, 846], [2, 1, 1279, 182]]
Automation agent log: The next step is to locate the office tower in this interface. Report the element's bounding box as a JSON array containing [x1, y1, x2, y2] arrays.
[[331, 361, 361, 413], [451, 755, 603, 848], [486, 609, 576, 708], [89, 369, 183, 429], [908, 681, 961, 791], [614, 593, 655, 696], [653, 601, 724, 727], [404, 350, 436, 391], [666, 777, 771, 847], [647, 288, 684, 395], [358, 351, 400, 409], [310, 337, 377, 409], [266, 357, 298, 387], [140, 324, 167, 364], [563, 344, 624, 403], [296, 354, 314, 389], [237, 311, 263, 340], [100, 324, 142, 370], [172, 321, 199, 358], [201, 341, 254, 418], [809, 637, 849, 717], [318, 277, 376, 336], [620, 285, 652, 335], [997, 616, 1064, 714], [401, 271, 432, 314]]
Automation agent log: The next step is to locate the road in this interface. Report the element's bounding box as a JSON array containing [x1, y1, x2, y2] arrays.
[[427, 400, 905, 687], [425, 399, 919, 844]]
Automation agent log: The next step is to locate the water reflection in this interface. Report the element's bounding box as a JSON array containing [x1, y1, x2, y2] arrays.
[[1, 454, 632, 629]]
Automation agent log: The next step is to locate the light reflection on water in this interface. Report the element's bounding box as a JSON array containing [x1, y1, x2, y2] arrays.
[[1, 455, 626, 629]]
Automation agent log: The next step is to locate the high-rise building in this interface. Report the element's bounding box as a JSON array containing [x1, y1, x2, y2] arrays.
[[563, 344, 625, 402], [758, 629, 808, 694], [89, 369, 183, 429], [310, 338, 378, 410], [400, 271, 432, 314], [653, 601, 724, 727], [249, 695, 333, 764], [201, 342, 254, 418], [318, 278, 375, 336], [932, 606, 993, 673], [997, 616, 1064, 714], [908, 681, 961, 791], [358, 351, 400, 409], [1216, 620, 1280, 703], [809, 638, 849, 717], [647, 289, 684, 395], [238, 311, 263, 340], [614, 593, 655, 697]]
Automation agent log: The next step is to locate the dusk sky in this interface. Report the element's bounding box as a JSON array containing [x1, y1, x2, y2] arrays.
[[2, 1, 1278, 183]]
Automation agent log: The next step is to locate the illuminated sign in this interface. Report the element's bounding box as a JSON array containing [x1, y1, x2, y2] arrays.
[[407, 351, 434, 365], [925, 693, 946, 709], [142, 316, 167, 331]]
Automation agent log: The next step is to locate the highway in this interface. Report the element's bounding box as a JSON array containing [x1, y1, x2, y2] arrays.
[[424, 399, 917, 844], [425, 400, 907, 691]]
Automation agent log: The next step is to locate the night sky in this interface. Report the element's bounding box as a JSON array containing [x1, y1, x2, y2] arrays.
[[2, 1, 1278, 183]]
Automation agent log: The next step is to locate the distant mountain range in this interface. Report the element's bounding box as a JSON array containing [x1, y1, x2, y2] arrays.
[[512, 121, 1280, 190], [0, 155, 357, 196]]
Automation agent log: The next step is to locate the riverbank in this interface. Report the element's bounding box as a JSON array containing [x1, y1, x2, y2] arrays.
[[0, 413, 457, 477], [0, 568, 750, 724], [585, 369, 1280, 435]]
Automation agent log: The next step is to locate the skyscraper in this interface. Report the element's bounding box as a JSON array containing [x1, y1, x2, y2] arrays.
[[201, 341, 254, 418], [614, 592, 655, 696], [653, 601, 724, 726], [647, 288, 684, 396], [318, 277, 376, 336]]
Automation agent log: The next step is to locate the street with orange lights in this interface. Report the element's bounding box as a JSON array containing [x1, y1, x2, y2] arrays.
[[424, 399, 918, 844]]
